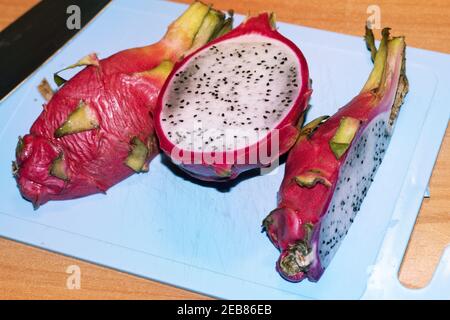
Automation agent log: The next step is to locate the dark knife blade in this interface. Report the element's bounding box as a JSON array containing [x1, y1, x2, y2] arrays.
[[0, 0, 111, 101]]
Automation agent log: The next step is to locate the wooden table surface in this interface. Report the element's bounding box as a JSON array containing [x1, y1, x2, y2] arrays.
[[0, 0, 449, 299]]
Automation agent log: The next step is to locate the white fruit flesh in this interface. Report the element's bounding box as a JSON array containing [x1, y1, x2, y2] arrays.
[[160, 34, 302, 152], [318, 112, 390, 268]]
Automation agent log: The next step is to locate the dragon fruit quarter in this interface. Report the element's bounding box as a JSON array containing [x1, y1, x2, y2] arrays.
[[155, 13, 311, 181], [13, 2, 233, 208], [263, 27, 408, 282]]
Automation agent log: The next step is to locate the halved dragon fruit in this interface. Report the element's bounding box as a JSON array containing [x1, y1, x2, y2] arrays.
[[263, 27, 408, 282], [155, 13, 311, 181], [13, 2, 232, 207]]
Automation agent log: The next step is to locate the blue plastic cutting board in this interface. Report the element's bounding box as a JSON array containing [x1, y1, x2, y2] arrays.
[[1, 0, 449, 299]]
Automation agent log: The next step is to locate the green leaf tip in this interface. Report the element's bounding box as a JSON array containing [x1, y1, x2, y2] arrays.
[[125, 137, 149, 173], [363, 26, 408, 125], [49, 153, 69, 181], [54, 101, 99, 138], [212, 15, 233, 39], [300, 115, 329, 138], [164, 1, 211, 48], [329, 117, 360, 159], [53, 53, 100, 87], [295, 169, 332, 188], [269, 12, 277, 29], [137, 60, 175, 80], [362, 27, 389, 93], [364, 26, 377, 62], [191, 8, 225, 50]]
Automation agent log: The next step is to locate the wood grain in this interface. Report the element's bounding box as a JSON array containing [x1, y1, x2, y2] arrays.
[[0, 0, 448, 299], [0, 238, 207, 299], [0, 0, 39, 30]]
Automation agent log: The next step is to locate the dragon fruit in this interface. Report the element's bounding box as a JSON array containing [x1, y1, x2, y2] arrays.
[[155, 13, 311, 181], [263, 27, 408, 282], [13, 2, 232, 208]]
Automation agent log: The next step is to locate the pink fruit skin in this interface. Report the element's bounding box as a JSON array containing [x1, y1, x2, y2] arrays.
[[14, 5, 214, 208], [155, 13, 311, 182], [265, 33, 406, 282], [16, 48, 170, 207]]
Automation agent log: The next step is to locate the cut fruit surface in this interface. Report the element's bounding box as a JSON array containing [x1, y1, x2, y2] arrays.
[[156, 13, 311, 181], [160, 35, 302, 152]]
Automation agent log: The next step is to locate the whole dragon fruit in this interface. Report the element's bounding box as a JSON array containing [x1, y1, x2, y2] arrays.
[[263, 27, 408, 282], [155, 13, 311, 181], [13, 2, 232, 208]]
